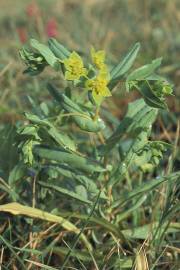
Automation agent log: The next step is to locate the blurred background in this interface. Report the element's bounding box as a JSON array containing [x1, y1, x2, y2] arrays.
[[0, 0, 179, 121]]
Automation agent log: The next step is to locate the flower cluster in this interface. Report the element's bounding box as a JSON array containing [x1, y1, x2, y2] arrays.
[[63, 52, 88, 81], [62, 47, 112, 105]]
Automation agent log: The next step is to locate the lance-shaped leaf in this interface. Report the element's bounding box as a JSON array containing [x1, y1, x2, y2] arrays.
[[0, 202, 92, 251], [34, 145, 110, 173], [30, 39, 60, 71], [109, 131, 148, 186], [48, 38, 71, 60], [109, 42, 140, 90], [101, 99, 158, 155], [127, 58, 162, 81], [42, 164, 107, 199], [38, 181, 92, 204], [116, 195, 147, 222], [25, 112, 76, 152], [47, 83, 105, 132], [109, 118, 159, 187]]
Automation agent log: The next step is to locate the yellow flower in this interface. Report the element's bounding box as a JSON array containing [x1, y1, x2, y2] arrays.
[[85, 70, 112, 104], [63, 51, 87, 80], [91, 47, 106, 70]]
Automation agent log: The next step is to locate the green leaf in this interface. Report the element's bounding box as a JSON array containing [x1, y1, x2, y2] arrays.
[[47, 83, 105, 132], [101, 99, 157, 155], [17, 124, 41, 141], [38, 181, 92, 204], [109, 42, 140, 89], [48, 38, 71, 60], [127, 58, 162, 81], [25, 112, 50, 126], [34, 145, 110, 173], [110, 42, 140, 79], [116, 195, 147, 222], [43, 164, 107, 199], [109, 131, 150, 186], [8, 164, 26, 186], [25, 112, 76, 152], [47, 126, 76, 152], [108, 102, 158, 186], [30, 39, 60, 71]]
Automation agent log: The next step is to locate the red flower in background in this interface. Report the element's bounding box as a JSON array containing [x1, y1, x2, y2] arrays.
[[46, 18, 59, 38], [17, 27, 28, 43], [26, 1, 40, 18], [26, 2, 59, 39]]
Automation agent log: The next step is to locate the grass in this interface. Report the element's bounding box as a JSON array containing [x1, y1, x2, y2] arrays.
[[0, 0, 179, 269]]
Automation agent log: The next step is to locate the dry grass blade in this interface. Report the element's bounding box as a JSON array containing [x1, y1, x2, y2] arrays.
[[0, 247, 4, 270], [25, 259, 58, 270], [0, 202, 92, 251], [134, 248, 149, 270]]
